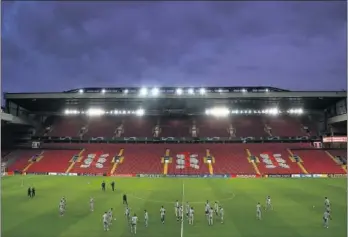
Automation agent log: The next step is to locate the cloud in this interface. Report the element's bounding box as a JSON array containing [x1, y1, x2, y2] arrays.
[[1, 1, 346, 92]]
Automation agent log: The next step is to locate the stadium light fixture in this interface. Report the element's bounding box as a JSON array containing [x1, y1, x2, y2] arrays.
[[101, 89, 106, 94], [265, 88, 269, 92], [135, 109, 145, 116], [268, 108, 279, 115], [139, 88, 148, 96], [86, 108, 105, 116], [78, 89, 84, 94], [188, 88, 194, 95], [176, 88, 183, 95], [218, 89, 223, 93], [288, 108, 304, 114], [151, 87, 160, 96], [241, 89, 247, 93], [123, 89, 129, 94], [199, 88, 206, 95], [205, 107, 230, 117]]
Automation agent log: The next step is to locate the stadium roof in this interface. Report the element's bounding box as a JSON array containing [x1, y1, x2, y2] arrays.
[[4, 87, 346, 113]]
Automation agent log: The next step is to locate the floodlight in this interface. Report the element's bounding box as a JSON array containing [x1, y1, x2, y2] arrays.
[[205, 109, 211, 115], [218, 89, 223, 93], [139, 88, 148, 96], [241, 89, 247, 93], [199, 88, 206, 95], [269, 108, 279, 115], [122, 110, 126, 114], [206, 107, 230, 117], [176, 88, 183, 95], [188, 88, 194, 95], [101, 89, 106, 94], [78, 89, 84, 94], [86, 108, 105, 116], [265, 88, 269, 92], [151, 88, 160, 96], [135, 109, 145, 116], [64, 109, 70, 115], [123, 89, 129, 94]]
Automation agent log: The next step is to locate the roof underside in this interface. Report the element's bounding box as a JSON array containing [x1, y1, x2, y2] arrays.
[[6, 96, 344, 113], [5, 87, 346, 113]]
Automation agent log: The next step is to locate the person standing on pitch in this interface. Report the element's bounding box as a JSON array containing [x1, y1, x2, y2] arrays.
[[27, 187, 32, 198], [32, 187, 36, 198], [111, 181, 115, 191], [123, 194, 128, 205], [101, 181, 106, 191]]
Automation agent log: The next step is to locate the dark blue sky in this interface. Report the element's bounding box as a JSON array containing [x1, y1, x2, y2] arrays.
[[2, 1, 347, 93]]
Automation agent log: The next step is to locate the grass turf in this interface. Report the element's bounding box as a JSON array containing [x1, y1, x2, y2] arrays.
[[2, 176, 347, 237]]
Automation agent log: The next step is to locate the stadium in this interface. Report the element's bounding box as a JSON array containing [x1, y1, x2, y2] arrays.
[[1, 86, 347, 237]]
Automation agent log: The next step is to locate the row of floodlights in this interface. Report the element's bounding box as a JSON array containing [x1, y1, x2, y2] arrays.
[[77, 87, 262, 96], [205, 108, 304, 117], [64, 109, 145, 116]]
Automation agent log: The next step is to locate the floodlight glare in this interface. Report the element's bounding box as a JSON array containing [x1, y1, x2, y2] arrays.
[[176, 88, 183, 95], [135, 109, 145, 116], [151, 87, 160, 96], [218, 89, 223, 93], [241, 89, 247, 93], [101, 89, 106, 94], [199, 88, 206, 95], [86, 108, 105, 116], [64, 109, 69, 115], [78, 89, 84, 94], [188, 88, 194, 95], [206, 107, 230, 117], [123, 89, 129, 94], [139, 88, 148, 96]]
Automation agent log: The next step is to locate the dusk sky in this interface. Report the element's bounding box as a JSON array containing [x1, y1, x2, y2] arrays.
[[1, 1, 347, 93]]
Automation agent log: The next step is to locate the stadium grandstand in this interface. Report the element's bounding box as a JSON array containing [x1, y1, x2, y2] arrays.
[[1, 86, 347, 177], [2, 86, 347, 237]]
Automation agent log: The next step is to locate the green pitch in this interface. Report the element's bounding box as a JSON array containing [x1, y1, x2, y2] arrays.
[[2, 176, 347, 237]]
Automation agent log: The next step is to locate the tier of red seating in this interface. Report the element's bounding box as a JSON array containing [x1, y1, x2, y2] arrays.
[[7, 144, 345, 176], [44, 115, 316, 138]]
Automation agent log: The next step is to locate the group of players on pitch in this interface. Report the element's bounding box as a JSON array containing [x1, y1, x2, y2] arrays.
[[58, 194, 332, 234]]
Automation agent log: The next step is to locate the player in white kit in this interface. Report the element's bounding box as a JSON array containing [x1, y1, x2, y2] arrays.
[[174, 200, 179, 217], [59, 200, 65, 217], [61, 197, 66, 209], [208, 207, 214, 225], [214, 201, 219, 215], [125, 206, 131, 221], [323, 210, 332, 228], [188, 207, 195, 225], [185, 202, 190, 218], [108, 208, 114, 225], [144, 210, 149, 227], [219, 206, 224, 223], [205, 201, 210, 220], [130, 214, 138, 234], [90, 197, 94, 212], [256, 202, 262, 220], [178, 205, 183, 221], [265, 196, 272, 211], [160, 206, 166, 224], [324, 197, 330, 211], [102, 212, 109, 231]]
